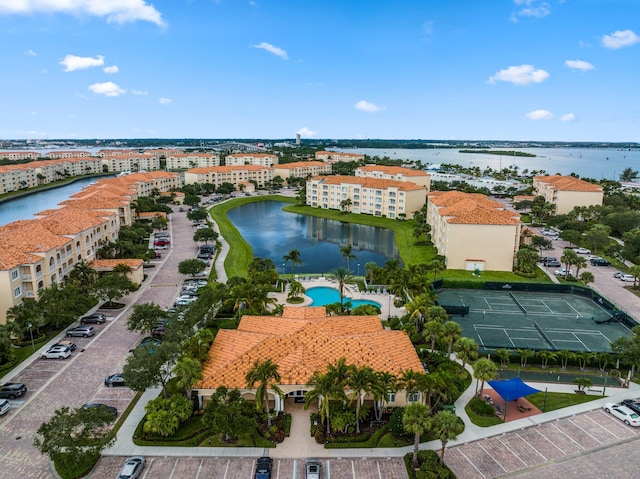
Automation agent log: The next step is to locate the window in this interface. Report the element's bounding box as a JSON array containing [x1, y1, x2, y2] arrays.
[[407, 392, 419, 403], [13, 287, 21, 298], [388, 393, 396, 403], [11, 270, 18, 280]]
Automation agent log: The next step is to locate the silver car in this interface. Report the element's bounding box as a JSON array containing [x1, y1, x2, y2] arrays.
[[305, 459, 322, 479], [118, 455, 146, 479]]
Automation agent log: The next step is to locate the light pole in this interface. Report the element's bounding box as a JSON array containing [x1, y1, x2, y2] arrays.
[[388, 294, 393, 319], [357, 263, 360, 277], [28, 323, 35, 351], [282, 263, 285, 275]]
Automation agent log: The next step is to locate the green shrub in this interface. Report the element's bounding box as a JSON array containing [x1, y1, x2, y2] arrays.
[[468, 397, 496, 417]]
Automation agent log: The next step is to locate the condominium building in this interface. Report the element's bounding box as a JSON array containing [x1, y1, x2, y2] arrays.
[[184, 165, 273, 189], [306, 175, 426, 219], [225, 153, 278, 167], [314, 151, 365, 163], [45, 150, 92, 159], [533, 175, 604, 215], [165, 153, 220, 170], [0, 151, 41, 161], [100, 153, 160, 173], [426, 191, 521, 272], [355, 165, 431, 190], [272, 161, 331, 181]]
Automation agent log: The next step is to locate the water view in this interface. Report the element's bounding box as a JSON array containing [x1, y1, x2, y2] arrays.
[[306, 286, 382, 308], [226, 201, 399, 274]]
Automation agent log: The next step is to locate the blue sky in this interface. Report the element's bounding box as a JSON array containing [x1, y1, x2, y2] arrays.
[[0, 0, 639, 142]]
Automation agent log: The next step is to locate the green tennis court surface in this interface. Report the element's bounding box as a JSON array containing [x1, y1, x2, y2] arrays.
[[438, 289, 633, 352]]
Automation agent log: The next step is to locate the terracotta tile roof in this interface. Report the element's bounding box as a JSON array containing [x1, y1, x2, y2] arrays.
[[513, 195, 535, 202], [276, 161, 327, 169], [316, 151, 364, 157], [0, 220, 73, 269], [534, 175, 603, 192], [429, 191, 520, 225], [187, 165, 270, 173], [311, 175, 426, 192], [227, 153, 277, 158], [36, 208, 105, 235], [357, 165, 430, 177], [137, 211, 167, 218], [195, 306, 423, 390], [428, 190, 502, 208]]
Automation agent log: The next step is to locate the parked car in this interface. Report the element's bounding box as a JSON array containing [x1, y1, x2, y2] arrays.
[[573, 247, 591, 254], [305, 459, 322, 479], [554, 269, 574, 277], [41, 345, 71, 360], [622, 399, 640, 415], [200, 244, 215, 253], [154, 240, 170, 246], [0, 382, 27, 399], [118, 456, 146, 479], [255, 456, 273, 479], [603, 402, 640, 426], [54, 340, 77, 351], [66, 325, 95, 337], [140, 337, 162, 347], [80, 313, 106, 324], [590, 257, 611, 266], [104, 373, 126, 387], [614, 271, 624, 278], [0, 399, 9, 416], [154, 244, 169, 250], [540, 256, 557, 263], [620, 274, 636, 282], [197, 253, 212, 260], [151, 325, 166, 338], [81, 402, 117, 418], [545, 260, 562, 267], [179, 289, 198, 297]]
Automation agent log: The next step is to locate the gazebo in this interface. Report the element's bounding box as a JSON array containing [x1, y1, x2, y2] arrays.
[[488, 377, 542, 420]]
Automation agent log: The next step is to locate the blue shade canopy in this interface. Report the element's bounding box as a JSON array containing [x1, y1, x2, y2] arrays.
[[488, 377, 541, 401]]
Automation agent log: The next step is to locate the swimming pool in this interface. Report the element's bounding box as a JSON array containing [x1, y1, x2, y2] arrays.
[[306, 286, 381, 308]]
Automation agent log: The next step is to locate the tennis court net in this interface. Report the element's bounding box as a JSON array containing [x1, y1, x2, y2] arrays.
[[533, 321, 556, 350], [509, 291, 527, 314]]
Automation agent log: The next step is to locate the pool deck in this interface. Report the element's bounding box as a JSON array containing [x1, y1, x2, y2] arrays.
[[269, 278, 406, 319]]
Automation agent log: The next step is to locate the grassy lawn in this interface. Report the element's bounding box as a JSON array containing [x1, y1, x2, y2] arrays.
[[440, 266, 553, 284], [527, 391, 601, 412]]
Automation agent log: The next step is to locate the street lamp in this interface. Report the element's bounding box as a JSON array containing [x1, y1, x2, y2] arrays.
[[28, 322, 35, 351], [357, 263, 360, 277], [282, 263, 285, 275], [388, 293, 394, 319]]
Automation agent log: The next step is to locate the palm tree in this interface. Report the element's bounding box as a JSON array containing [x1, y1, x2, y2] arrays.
[[173, 357, 203, 398], [423, 306, 449, 353], [245, 359, 284, 427], [373, 371, 397, 421], [282, 249, 302, 274], [346, 364, 377, 434], [402, 402, 431, 469], [339, 244, 357, 271], [431, 410, 464, 465], [454, 337, 479, 371], [494, 348, 511, 368], [472, 358, 498, 397], [537, 350, 557, 369], [516, 348, 534, 368], [428, 258, 446, 281], [442, 321, 463, 358], [398, 369, 424, 403], [365, 261, 377, 284], [304, 371, 346, 435], [329, 266, 354, 309], [405, 295, 431, 334], [557, 350, 575, 370]]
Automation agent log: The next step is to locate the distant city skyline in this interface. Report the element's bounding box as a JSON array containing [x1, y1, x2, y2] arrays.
[[1, 1, 639, 142]]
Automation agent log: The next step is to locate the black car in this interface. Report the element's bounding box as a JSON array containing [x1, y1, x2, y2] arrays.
[[545, 260, 562, 267], [0, 382, 27, 400], [105, 373, 126, 387], [540, 256, 557, 263], [255, 457, 273, 479], [622, 399, 640, 415], [82, 402, 117, 418], [80, 313, 106, 324], [590, 258, 611, 266]]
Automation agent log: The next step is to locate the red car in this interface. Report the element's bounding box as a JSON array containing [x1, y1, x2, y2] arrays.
[[154, 240, 170, 246]]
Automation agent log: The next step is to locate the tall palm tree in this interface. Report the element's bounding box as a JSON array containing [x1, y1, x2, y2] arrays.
[[398, 369, 424, 403], [454, 337, 479, 371], [304, 370, 346, 435], [173, 357, 203, 398], [443, 321, 463, 358], [472, 358, 498, 397], [329, 266, 354, 309], [423, 306, 449, 352], [245, 359, 284, 427], [282, 249, 302, 274], [339, 244, 357, 271], [432, 410, 464, 465], [402, 402, 431, 469], [346, 364, 377, 434], [365, 261, 377, 284], [373, 371, 397, 421]]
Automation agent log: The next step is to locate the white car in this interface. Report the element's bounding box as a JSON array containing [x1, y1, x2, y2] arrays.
[[573, 248, 591, 254], [41, 345, 71, 360], [620, 274, 636, 282], [603, 402, 640, 426], [554, 269, 574, 276]]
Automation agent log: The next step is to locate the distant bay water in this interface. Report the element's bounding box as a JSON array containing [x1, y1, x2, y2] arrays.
[[334, 147, 640, 180]]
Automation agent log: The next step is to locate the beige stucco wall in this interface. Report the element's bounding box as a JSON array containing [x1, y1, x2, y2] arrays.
[[443, 223, 519, 271], [554, 190, 604, 215]]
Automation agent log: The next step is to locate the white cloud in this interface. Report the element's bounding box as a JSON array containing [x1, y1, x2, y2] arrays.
[[422, 20, 434, 37], [60, 54, 104, 72], [355, 100, 382, 113], [561, 113, 575, 122], [511, 0, 550, 21], [565, 60, 594, 71], [0, 0, 165, 27], [602, 30, 640, 49], [159, 97, 172, 105], [487, 64, 550, 85], [88, 82, 125, 97], [103, 65, 119, 74], [526, 109, 554, 120], [132, 89, 148, 95], [24, 49, 37, 56], [253, 42, 288, 60], [297, 127, 317, 137]]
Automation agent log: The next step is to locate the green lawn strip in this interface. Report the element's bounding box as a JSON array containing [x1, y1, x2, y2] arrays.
[[441, 267, 553, 284], [464, 400, 504, 427], [282, 203, 435, 265], [209, 195, 295, 278], [526, 391, 602, 412]]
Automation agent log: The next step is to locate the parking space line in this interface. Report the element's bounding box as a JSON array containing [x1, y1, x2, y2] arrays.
[[168, 457, 179, 479], [477, 442, 507, 473], [351, 459, 356, 478], [376, 459, 382, 478], [567, 417, 602, 444], [550, 422, 585, 451], [459, 448, 486, 478], [195, 457, 204, 479], [326, 459, 330, 479], [223, 458, 230, 479], [496, 436, 528, 467], [584, 412, 622, 440]]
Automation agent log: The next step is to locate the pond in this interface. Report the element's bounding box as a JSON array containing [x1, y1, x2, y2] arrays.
[[226, 201, 399, 274]]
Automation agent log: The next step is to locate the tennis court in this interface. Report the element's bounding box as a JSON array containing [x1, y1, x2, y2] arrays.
[[437, 288, 633, 352]]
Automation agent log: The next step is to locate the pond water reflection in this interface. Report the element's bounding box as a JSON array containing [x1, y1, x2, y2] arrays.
[[226, 201, 399, 274]]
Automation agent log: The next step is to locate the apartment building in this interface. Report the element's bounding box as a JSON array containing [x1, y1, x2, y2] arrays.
[[0, 171, 181, 323], [0, 164, 38, 193], [426, 191, 521, 272], [184, 165, 273, 189], [165, 153, 220, 170], [45, 150, 92, 159], [100, 153, 160, 173], [314, 151, 365, 163], [0, 151, 41, 161], [306, 175, 426, 219], [272, 161, 331, 182], [355, 165, 431, 190], [225, 153, 278, 167], [533, 175, 604, 215]]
